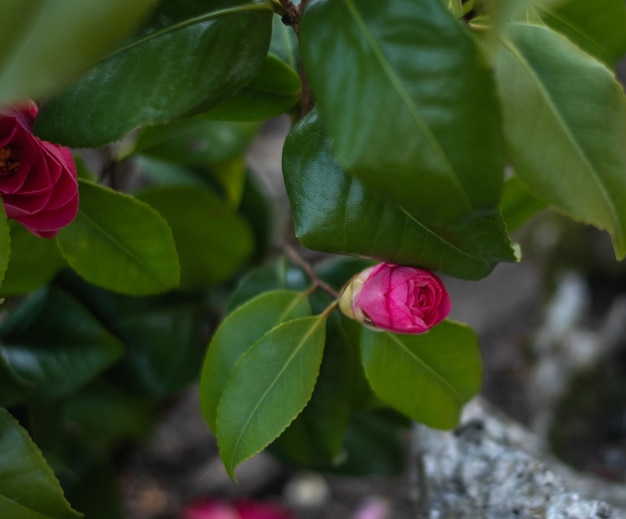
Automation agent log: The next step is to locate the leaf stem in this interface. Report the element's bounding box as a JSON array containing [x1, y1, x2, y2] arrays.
[[321, 299, 339, 318], [272, 0, 286, 16], [284, 244, 340, 299]]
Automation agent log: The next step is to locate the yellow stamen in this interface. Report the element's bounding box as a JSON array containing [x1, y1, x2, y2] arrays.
[[0, 147, 20, 175]]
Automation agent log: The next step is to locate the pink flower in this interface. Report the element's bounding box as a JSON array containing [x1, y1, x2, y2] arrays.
[[339, 263, 451, 334], [0, 102, 78, 238], [182, 499, 292, 519]]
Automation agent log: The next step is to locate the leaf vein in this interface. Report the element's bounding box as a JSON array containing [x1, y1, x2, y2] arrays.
[[228, 317, 323, 470], [77, 210, 167, 286], [387, 333, 462, 404], [342, 0, 473, 211], [501, 29, 621, 239]]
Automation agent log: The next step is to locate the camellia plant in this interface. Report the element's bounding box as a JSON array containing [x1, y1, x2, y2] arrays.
[[0, 0, 625, 516]]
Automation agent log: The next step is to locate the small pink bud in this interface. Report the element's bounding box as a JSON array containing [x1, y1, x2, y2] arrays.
[[339, 263, 451, 334]]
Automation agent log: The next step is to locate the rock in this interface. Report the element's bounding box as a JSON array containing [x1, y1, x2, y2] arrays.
[[418, 398, 626, 519]]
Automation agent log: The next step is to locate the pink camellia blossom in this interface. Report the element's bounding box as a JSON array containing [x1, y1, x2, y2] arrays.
[[182, 499, 292, 519], [339, 263, 451, 334], [0, 102, 78, 238]]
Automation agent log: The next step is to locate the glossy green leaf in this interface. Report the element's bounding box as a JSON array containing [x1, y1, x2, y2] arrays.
[[0, 202, 10, 289], [54, 273, 206, 398], [360, 320, 482, 429], [34, 0, 273, 147], [482, 0, 555, 54], [539, 0, 626, 66], [500, 175, 547, 232], [64, 380, 156, 444], [301, 0, 506, 225], [134, 119, 260, 166], [203, 54, 301, 121], [238, 172, 272, 261], [0, 352, 33, 407], [56, 181, 180, 295], [226, 259, 309, 312], [216, 314, 327, 478], [494, 23, 626, 258], [273, 313, 354, 466], [136, 156, 210, 188], [0, 221, 65, 297], [201, 289, 312, 432], [114, 305, 205, 397], [0, 0, 157, 107], [332, 413, 404, 476], [137, 155, 247, 208], [283, 111, 516, 280], [137, 186, 253, 288], [0, 408, 81, 519], [0, 288, 124, 401], [270, 14, 299, 69]]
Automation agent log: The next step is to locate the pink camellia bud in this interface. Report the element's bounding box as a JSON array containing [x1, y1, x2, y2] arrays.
[[182, 499, 292, 519], [339, 263, 451, 334], [0, 102, 78, 238]]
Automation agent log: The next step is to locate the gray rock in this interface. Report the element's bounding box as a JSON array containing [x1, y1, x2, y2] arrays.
[[417, 399, 626, 519]]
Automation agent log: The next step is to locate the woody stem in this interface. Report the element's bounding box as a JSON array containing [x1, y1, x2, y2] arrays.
[[284, 244, 340, 299]]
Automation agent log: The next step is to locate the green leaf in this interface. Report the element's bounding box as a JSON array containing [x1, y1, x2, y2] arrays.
[[200, 289, 311, 432], [134, 119, 260, 166], [0, 0, 157, 107], [216, 314, 327, 478], [136, 156, 210, 188], [0, 221, 65, 297], [34, 0, 273, 147], [56, 181, 180, 295], [0, 202, 10, 290], [238, 172, 272, 261], [202, 54, 301, 121], [360, 320, 482, 429], [137, 186, 253, 288], [301, 0, 506, 226], [446, 0, 465, 18], [64, 380, 156, 444], [58, 440, 124, 519], [273, 313, 354, 466], [0, 288, 124, 401], [0, 408, 81, 519], [270, 14, 299, 69], [0, 352, 34, 407], [332, 412, 404, 476], [111, 300, 206, 397], [53, 273, 207, 398], [494, 23, 626, 258], [283, 111, 516, 280], [482, 0, 555, 55], [500, 175, 547, 232], [539, 0, 626, 66], [226, 259, 309, 312], [137, 155, 248, 209]]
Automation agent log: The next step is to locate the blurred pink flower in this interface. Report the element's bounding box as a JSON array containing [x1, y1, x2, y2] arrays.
[[183, 499, 292, 519], [339, 262, 450, 334]]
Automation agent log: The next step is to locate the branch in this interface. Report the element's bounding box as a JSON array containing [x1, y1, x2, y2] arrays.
[[278, 0, 300, 31], [284, 244, 340, 299]]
